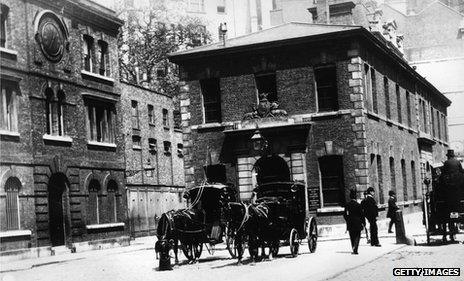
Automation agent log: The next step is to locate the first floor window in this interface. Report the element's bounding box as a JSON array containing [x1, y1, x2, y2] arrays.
[[162, 108, 169, 127], [86, 100, 116, 143], [401, 159, 408, 201], [97, 40, 110, 76], [107, 180, 118, 223], [45, 87, 65, 136], [5, 177, 21, 230], [376, 155, 384, 204], [315, 65, 338, 112], [411, 161, 417, 200], [389, 157, 396, 194], [83, 35, 94, 72], [0, 80, 18, 132], [319, 155, 345, 207], [255, 72, 277, 102], [200, 78, 222, 123]]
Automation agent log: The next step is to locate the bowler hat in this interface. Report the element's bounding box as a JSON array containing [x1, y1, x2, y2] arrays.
[[446, 149, 455, 157], [366, 187, 375, 194]]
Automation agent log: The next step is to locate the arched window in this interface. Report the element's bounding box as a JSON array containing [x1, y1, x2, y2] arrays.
[[107, 180, 118, 223], [88, 179, 101, 224], [5, 177, 21, 230], [45, 87, 65, 136]]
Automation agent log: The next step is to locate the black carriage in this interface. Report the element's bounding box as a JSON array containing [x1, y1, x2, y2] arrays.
[[423, 163, 464, 244], [249, 181, 318, 257], [177, 183, 238, 260]]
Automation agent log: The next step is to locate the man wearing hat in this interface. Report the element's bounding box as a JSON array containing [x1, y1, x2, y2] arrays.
[[344, 189, 365, 254], [361, 187, 381, 247], [442, 149, 463, 176]]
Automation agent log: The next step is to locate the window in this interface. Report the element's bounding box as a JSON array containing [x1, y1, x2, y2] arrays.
[[88, 179, 101, 224], [97, 40, 110, 76], [162, 108, 169, 128], [188, 0, 205, 12], [401, 159, 407, 201], [364, 64, 373, 111], [396, 84, 402, 124], [406, 91, 412, 127], [148, 138, 157, 154], [131, 100, 139, 130], [148, 104, 154, 125], [431, 107, 435, 137], [5, 177, 21, 230], [86, 100, 116, 143], [0, 4, 9, 48], [200, 78, 222, 123], [132, 135, 141, 149], [318, 156, 345, 207], [255, 73, 277, 102], [315, 65, 338, 112], [177, 143, 184, 157], [1, 80, 18, 132], [411, 161, 417, 200], [444, 115, 448, 142], [217, 0, 226, 13], [371, 68, 378, 113], [389, 157, 396, 194], [376, 155, 384, 204], [45, 87, 65, 136], [436, 111, 441, 139], [384, 76, 391, 119], [146, 158, 153, 177], [422, 99, 428, 133], [173, 109, 181, 130], [83, 35, 94, 72], [163, 141, 171, 155], [107, 180, 118, 223]]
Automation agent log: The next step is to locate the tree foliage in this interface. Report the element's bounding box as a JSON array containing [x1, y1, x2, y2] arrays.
[[118, 6, 212, 96]]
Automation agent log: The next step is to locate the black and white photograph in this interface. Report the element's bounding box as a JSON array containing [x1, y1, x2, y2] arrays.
[[0, 0, 463, 280]]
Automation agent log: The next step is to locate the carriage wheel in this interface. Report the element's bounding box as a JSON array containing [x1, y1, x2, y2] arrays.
[[270, 240, 279, 257], [307, 217, 318, 253], [289, 228, 299, 257], [248, 234, 259, 260], [226, 232, 245, 259]]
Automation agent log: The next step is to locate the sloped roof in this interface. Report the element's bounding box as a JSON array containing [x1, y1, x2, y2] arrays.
[[169, 22, 362, 58]]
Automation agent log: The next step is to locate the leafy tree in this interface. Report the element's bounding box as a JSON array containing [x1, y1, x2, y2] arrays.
[[117, 5, 212, 96]]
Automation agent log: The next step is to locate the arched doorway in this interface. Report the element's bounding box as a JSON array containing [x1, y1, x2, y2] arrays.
[[48, 173, 68, 246], [253, 155, 291, 185]]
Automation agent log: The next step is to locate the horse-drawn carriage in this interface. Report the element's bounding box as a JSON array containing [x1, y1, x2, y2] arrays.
[[156, 183, 239, 263], [244, 181, 318, 259], [423, 159, 464, 244]]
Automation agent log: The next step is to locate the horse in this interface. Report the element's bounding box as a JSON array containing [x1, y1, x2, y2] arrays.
[[156, 208, 206, 264], [226, 202, 249, 264]]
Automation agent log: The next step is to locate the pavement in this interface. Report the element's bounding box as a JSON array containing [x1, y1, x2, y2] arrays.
[[0, 211, 454, 275]]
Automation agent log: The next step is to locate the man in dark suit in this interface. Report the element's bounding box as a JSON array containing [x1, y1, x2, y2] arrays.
[[361, 187, 381, 247], [387, 190, 398, 233], [344, 189, 365, 254]]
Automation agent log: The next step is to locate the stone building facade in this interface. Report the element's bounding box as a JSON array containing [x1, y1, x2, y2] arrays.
[[169, 22, 450, 225], [0, 0, 127, 252], [121, 82, 185, 236]]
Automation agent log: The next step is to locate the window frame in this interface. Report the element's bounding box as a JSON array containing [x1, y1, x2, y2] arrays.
[[147, 104, 155, 125], [131, 100, 139, 130], [200, 78, 222, 124], [45, 87, 65, 137], [83, 35, 94, 73], [5, 177, 21, 230], [0, 4, 9, 48], [0, 80, 18, 132], [97, 40, 110, 77], [85, 99, 116, 144], [314, 64, 339, 112], [318, 155, 345, 207], [254, 72, 278, 103]]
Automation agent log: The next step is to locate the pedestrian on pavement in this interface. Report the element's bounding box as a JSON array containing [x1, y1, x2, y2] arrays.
[[361, 187, 381, 247], [362, 191, 370, 244], [387, 190, 398, 233], [344, 189, 365, 255]]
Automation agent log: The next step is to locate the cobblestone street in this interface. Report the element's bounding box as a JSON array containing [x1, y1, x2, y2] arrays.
[[1, 235, 463, 281]]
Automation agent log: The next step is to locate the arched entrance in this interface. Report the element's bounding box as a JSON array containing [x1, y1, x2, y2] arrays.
[[48, 173, 68, 246], [254, 155, 291, 185]]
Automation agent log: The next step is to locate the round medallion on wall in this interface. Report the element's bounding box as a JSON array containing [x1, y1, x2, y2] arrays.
[[35, 11, 68, 63]]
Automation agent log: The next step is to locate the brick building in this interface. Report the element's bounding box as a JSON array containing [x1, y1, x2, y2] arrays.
[[169, 22, 450, 225], [381, 0, 464, 160], [121, 82, 185, 236], [0, 0, 128, 253]]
